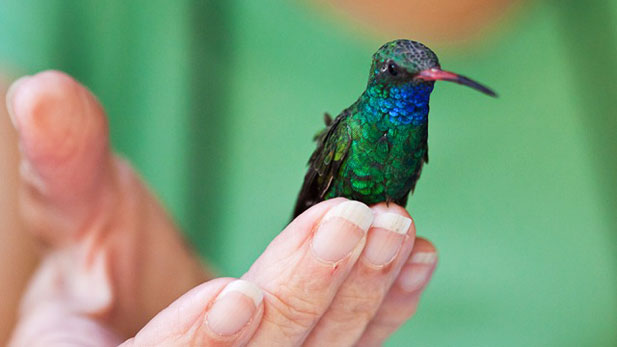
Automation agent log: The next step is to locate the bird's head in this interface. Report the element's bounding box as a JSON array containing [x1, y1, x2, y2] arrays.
[[368, 39, 496, 97]]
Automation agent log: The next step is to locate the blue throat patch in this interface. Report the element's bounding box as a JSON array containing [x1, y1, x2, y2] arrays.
[[361, 82, 433, 126]]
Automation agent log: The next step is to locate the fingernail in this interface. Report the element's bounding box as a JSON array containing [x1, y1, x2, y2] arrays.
[[206, 280, 263, 336], [6, 76, 30, 130], [398, 252, 437, 292], [311, 200, 373, 263], [364, 212, 411, 266], [410, 252, 438, 265]]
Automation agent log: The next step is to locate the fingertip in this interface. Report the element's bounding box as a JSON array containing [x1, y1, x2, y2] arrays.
[[355, 239, 438, 346], [363, 210, 412, 266], [371, 202, 412, 219], [205, 279, 264, 337], [311, 200, 373, 263], [10, 71, 110, 203], [409, 237, 438, 257], [129, 278, 235, 345], [279, 198, 369, 260], [397, 237, 438, 293], [293, 197, 349, 220], [286, 197, 349, 234], [370, 203, 415, 237], [132, 278, 265, 346], [12, 71, 107, 171]]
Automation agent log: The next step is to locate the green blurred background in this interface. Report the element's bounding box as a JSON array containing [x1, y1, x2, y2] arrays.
[[1, 0, 616, 345]]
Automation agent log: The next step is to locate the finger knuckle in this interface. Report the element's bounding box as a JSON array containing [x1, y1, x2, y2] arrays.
[[265, 284, 323, 332]]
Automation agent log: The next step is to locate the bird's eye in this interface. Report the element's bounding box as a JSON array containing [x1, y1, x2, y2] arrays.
[[387, 63, 398, 76]]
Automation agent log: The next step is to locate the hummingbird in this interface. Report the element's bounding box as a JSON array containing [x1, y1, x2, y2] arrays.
[[293, 39, 496, 218]]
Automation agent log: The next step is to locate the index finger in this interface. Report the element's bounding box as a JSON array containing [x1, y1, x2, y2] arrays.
[[242, 198, 374, 345]]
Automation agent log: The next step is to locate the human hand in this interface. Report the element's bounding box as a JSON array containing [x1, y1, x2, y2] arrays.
[[7, 71, 438, 346]]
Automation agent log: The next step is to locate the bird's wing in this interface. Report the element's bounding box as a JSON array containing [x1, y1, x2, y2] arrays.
[[394, 125, 429, 207], [292, 110, 352, 218]]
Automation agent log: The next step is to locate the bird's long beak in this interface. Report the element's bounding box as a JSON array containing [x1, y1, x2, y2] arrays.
[[416, 68, 497, 97]]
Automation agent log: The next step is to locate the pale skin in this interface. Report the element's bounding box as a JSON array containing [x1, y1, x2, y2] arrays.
[[5, 71, 438, 346], [0, 0, 522, 343]]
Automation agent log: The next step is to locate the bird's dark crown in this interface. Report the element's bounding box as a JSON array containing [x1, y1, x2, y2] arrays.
[[369, 39, 441, 82]]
